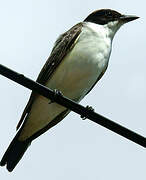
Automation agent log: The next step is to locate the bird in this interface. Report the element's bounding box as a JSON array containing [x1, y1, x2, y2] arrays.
[[0, 9, 139, 172]]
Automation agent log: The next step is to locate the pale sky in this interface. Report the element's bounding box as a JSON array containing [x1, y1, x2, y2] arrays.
[[0, 0, 146, 179]]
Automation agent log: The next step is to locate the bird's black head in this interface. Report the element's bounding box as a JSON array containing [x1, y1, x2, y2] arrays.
[[84, 9, 139, 25]]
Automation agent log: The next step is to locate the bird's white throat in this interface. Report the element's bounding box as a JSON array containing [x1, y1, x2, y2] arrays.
[[86, 21, 122, 40]]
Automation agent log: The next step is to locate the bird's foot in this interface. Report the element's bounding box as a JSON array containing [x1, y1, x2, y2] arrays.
[[80, 105, 94, 120], [48, 89, 63, 104]]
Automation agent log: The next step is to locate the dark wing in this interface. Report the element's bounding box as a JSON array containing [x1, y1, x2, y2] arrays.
[[16, 23, 83, 130]]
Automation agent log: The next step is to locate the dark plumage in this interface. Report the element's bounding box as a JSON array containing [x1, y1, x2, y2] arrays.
[[0, 134, 30, 172]]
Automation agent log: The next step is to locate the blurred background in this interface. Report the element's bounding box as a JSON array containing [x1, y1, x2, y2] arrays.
[[0, 0, 145, 179]]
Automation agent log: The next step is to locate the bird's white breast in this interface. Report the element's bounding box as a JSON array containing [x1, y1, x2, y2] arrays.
[[48, 22, 112, 101]]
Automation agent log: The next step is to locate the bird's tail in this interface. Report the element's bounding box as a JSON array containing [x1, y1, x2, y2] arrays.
[[0, 134, 31, 172]]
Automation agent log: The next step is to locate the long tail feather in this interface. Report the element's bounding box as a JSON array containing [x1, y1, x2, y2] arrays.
[[0, 135, 30, 172]]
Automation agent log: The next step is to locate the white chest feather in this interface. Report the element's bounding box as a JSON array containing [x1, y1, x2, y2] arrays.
[[47, 22, 112, 101]]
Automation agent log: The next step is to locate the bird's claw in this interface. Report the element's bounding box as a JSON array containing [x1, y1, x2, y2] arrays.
[[81, 105, 94, 120], [48, 89, 63, 104]]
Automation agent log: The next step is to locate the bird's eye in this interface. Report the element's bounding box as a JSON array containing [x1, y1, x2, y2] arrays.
[[105, 11, 112, 17]]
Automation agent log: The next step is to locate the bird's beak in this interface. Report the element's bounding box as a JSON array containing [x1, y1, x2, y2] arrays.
[[120, 15, 139, 23]]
